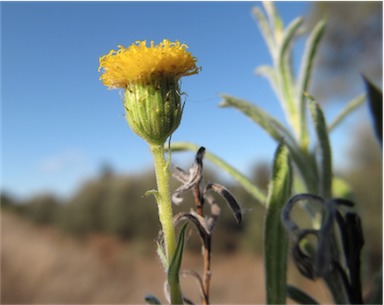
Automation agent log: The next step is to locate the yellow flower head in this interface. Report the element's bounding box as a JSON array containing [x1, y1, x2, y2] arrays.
[[98, 39, 200, 89]]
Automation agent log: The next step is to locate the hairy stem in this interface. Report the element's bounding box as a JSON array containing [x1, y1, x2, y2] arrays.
[[150, 144, 183, 304], [150, 144, 176, 263]]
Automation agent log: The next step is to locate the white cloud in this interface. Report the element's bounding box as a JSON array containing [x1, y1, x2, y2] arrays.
[[38, 149, 89, 174]]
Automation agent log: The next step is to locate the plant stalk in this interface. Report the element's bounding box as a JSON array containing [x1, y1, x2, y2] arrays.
[[150, 144, 176, 263], [193, 183, 211, 305], [150, 144, 183, 304]]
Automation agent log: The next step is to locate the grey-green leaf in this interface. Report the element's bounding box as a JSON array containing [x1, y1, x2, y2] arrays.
[[263, 2, 284, 35], [328, 94, 366, 133], [297, 19, 326, 146], [220, 95, 296, 144], [297, 19, 326, 103], [255, 65, 279, 94], [219, 95, 318, 194], [264, 142, 292, 304], [278, 17, 303, 62], [277, 17, 303, 123], [252, 6, 276, 58], [309, 98, 332, 199]]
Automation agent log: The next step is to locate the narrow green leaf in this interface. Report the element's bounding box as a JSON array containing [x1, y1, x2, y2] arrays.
[[328, 94, 366, 133], [297, 19, 326, 147], [263, 2, 284, 38], [169, 141, 267, 205], [168, 223, 188, 304], [252, 7, 276, 58], [278, 17, 303, 64], [255, 65, 274, 78], [254, 65, 279, 95], [297, 20, 326, 102], [145, 189, 160, 201], [287, 285, 319, 304], [219, 96, 318, 194], [220, 95, 296, 144], [277, 17, 303, 133], [363, 76, 383, 144], [309, 97, 332, 199], [264, 142, 292, 304]]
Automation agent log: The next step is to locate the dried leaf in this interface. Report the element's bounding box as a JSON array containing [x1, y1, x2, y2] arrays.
[[205, 183, 242, 224], [170, 142, 267, 204], [174, 211, 211, 249]]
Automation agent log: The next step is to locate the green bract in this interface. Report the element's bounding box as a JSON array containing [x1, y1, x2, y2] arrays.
[[124, 77, 183, 145]]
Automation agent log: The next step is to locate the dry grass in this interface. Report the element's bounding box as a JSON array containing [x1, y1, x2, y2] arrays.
[[1, 211, 332, 304]]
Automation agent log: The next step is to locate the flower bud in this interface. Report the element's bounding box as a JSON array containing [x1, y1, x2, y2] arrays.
[[124, 77, 183, 145], [98, 39, 200, 145]]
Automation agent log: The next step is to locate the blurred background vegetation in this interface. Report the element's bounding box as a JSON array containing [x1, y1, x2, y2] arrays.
[[2, 119, 382, 264]]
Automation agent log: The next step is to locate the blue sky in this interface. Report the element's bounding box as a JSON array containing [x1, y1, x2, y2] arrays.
[[1, 2, 368, 199]]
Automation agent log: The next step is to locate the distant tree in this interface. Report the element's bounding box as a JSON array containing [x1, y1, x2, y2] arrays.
[[307, 2, 382, 100], [22, 194, 61, 225], [1, 192, 16, 209], [342, 125, 382, 276]]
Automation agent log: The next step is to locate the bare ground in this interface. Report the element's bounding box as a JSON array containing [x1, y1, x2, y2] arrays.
[[1, 211, 332, 304]]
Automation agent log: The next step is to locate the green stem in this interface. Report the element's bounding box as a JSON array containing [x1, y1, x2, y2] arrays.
[[150, 144, 183, 304], [150, 144, 176, 265]]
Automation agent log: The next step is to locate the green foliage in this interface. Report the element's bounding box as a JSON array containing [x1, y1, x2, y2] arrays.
[[170, 3, 376, 304], [264, 143, 292, 304], [58, 172, 160, 239], [2, 171, 160, 243], [308, 98, 332, 198], [1, 168, 256, 254], [59, 181, 107, 234], [328, 94, 366, 132], [6, 194, 61, 225], [168, 223, 188, 304], [307, 2, 382, 100]]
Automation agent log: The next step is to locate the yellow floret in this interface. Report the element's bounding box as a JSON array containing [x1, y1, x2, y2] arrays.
[[99, 39, 200, 89]]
